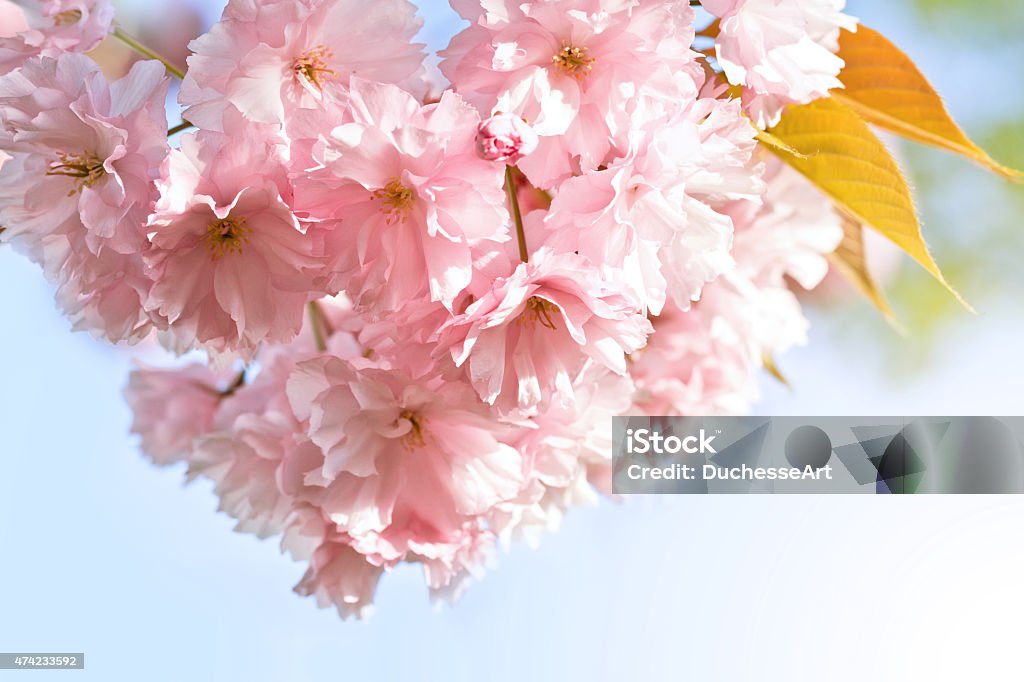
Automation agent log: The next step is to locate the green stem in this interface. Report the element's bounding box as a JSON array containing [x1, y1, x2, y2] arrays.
[[167, 120, 193, 136], [112, 27, 186, 80], [505, 166, 529, 262], [307, 302, 329, 352]]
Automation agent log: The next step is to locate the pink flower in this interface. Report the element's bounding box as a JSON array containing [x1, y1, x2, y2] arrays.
[[630, 155, 843, 415], [189, 412, 313, 539], [287, 356, 522, 590], [293, 79, 509, 311], [176, 346, 327, 539], [541, 95, 763, 315], [702, 0, 857, 127], [143, 124, 327, 359], [727, 154, 844, 294], [436, 248, 652, 415], [476, 112, 538, 164], [0, 0, 114, 76], [440, 0, 703, 187], [124, 363, 232, 466], [294, 537, 384, 620], [53, 236, 158, 342], [490, 365, 632, 547], [287, 356, 523, 497], [180, 0, 426, 131], [0, 54, 168, 341], [629, 297, 760, 416], [0, 54, 168, 254]]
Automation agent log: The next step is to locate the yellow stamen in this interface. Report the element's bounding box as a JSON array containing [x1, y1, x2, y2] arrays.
[[521, 296, 560, 330], [205, 216, 250, 260], [53, 9, 83, 26], [551, 44, 595, 80], [371, 178, 416, 223], [46, 152, 105, 196], [293, 45, 337, 91], [399, 409, 427, 450]]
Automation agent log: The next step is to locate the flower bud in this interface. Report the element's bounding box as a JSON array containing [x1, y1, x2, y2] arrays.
[[476, 112, 538, 164]]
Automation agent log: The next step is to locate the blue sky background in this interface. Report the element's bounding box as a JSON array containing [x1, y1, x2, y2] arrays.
[[2, 1, 1023, 680]]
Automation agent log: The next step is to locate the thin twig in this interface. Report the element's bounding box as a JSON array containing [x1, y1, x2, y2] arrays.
[[307, 301, 329, 352], [505, 166, 529, 262], [112, 27, 186, 80], [167, 120, 193, 136]]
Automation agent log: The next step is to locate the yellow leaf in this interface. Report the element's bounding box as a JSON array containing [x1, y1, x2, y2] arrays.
[[767, 97, 971, 311], [828, 214, 903, 331], [762, 352, 791, 389], [753, 127, 808, 160], [834, 25, 1021, 181]]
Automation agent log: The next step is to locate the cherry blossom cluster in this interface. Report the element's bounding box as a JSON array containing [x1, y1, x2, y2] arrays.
[[0, 0, 853, 617]]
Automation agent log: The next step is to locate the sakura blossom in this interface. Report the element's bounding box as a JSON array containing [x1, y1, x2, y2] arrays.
[[180, 0, 426, 131], [436, 247, 652, 415], [287, 354, 523, 599], [630, 155, 844, 415], [0, 0, 115, 76], [476, 112, 538, 164], [0, 53, 168, 341], [143, 122, 326, 359], [293, 79, 509, 311], [440, 0, 705, 187], [540, 94, 763, 315], [124, 363, 232, 466], [4, 0, 955, 620], [701, 0, 858, 128]]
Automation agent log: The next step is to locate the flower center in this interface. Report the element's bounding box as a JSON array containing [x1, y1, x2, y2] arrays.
[[293, 45, 337, 91], [46, 152, 106, 195], [371, 178, 416, 223], [551, 44, 595, 80], [522, 296, 560, 330], [53, 9, 83, 26], [399, 409, 427, 450], [205, 216, 250, 260]]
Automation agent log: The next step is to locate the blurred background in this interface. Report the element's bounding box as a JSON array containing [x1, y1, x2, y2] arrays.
[[1, 1, 1022, 680]]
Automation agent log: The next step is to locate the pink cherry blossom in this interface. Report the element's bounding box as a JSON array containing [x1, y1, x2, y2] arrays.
[[294, 536, 384, 620], [0, 54, 168, 341], [0, 54, 168, 254], [476, 112, 538, 164], [541, 95, 763, 315], [174, 345, 326, 538], [631, 155, 843, 415], [0, 0, 899, 619], [441, 0, 704, 188], [702, 0, 858, 127], [180, 0, 426, 132], [53, 237, 158, 342], [189, 412, 314, 539], [124, 363, 233, 466], [287, 356, 523, 496], [491, 365, 633, 547], [286, 356, 522, 590], [436, 248, 652, 415], [294, 79, 509, 311], [0, 0, 114, 75], [143, 124, 327, 360], [629, 296, 760, 416]]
